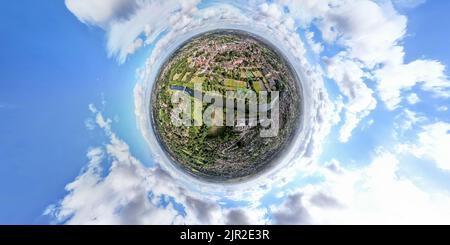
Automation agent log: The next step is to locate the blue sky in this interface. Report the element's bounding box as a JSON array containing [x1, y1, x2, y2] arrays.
[[1, 0, 449, 224], [0, 1, 148, 224]]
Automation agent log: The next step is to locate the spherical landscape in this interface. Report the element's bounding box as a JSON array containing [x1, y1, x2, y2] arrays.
[[151, 30, 301, 182]]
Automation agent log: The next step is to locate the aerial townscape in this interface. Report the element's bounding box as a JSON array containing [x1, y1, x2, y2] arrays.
[[151, 30, 301, 182]]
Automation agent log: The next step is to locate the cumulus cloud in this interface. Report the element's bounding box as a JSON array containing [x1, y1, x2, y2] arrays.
[[309, 192, 343, 208], [320, 1, 449, 111], [277, 0, 399, 140], [66, 0, 201, 62], [323, 52, 376, 142], [65, 0, 137, 27], [412, 122, 450, 171], [376, 60, 450, 110], [46, 107, 182, 224], [271, 193, 311, 225], [277, 0, 449, 139], [278, 151, 450, 224], [107, 0, 201, 62], [305, 31, 323, 55], [225, 209, 251, 225]]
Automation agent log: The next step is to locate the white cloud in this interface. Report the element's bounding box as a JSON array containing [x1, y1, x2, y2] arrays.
[[406, 93, 420, 105], [412, 122, 450, 171], [288, 0, 407, 67], [126, 37, 143, 55], [46, 108, 183, 224], [225, 208, 267, 225], [279, 0, 449, 140], [84, 118, 96, 131], [275, 0, 333, 27], [65, 0, 201, 62], [395, 109, 425, 131], [95, 111, 111, 130], [376, 60, 450, 110], [278, 0, 403, 140], [65, 0, 137, 27], [313, 0, 403, 134], [317, 1, 449, 111], [323, 53, 376, 142], [305, 31, 323, 55], [271, 192, 312, 224], [276, 152, 450, 224], [107, 0, 201, 62], [259, 3, 283, 21]]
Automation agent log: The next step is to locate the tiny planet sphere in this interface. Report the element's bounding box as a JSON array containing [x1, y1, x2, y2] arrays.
[[151, 30, 301, 182]]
